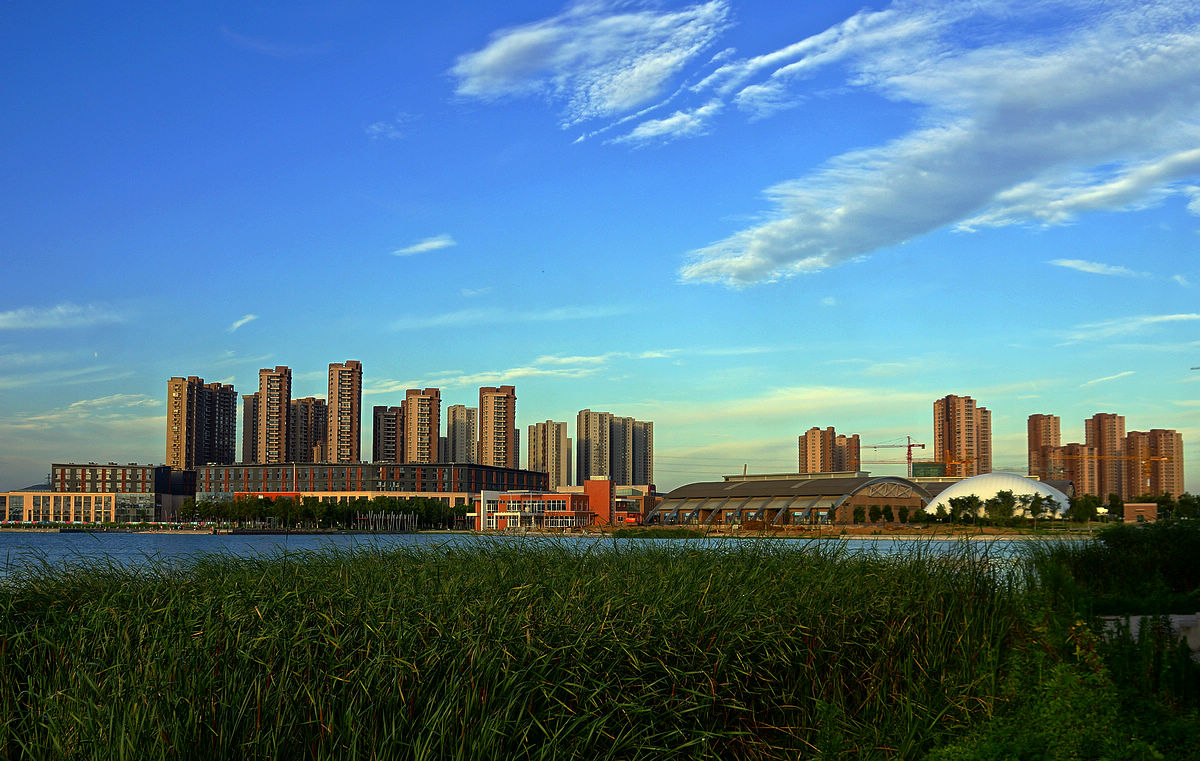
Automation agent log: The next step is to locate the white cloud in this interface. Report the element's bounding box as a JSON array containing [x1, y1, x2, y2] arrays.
[[228, 313, 258, 332], [1081, 370, 1135, 386], [393, 234, 457, 256], [1061, 313, 1200, 342], [219, 27, 330, 58], [675, 0, 1200, 285], [613, 100, 722, 145], [1049, 259, 1148, 278], [460, 286, 492, 298], [0, 303, 124, 330], [452, 0, 730, 126], [0, 365, 133, 391], [365, 113, 413, 141], [1174, 274, 1192, 286], [390, 304, 632, 331]]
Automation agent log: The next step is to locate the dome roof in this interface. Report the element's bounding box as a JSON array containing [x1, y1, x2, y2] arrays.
[[924, 473, 1070, 517]]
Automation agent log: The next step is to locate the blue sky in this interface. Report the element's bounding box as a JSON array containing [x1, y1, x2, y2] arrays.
[[2, 0, 1198, 493]]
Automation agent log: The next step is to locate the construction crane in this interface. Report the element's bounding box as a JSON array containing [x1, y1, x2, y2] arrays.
[[863, 436, 925, 477]]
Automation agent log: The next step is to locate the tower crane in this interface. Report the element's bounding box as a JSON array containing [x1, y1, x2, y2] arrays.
[[863, 436, 925, 477]]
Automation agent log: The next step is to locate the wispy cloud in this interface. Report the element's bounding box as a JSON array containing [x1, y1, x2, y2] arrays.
[[219, 27, 330, 58], [228, 314, 258, 332], [1174, 274, 1192, 287], [460, 286, 492, 298], [390, 304, 632, 331], [613, 100, 723, 145], [0, 365, 134, 391], [1081, 370, 1135, 386], [393, 234, 456, 256], [650, 0, 1200, 285], [1062, 313, 1200, 342], [452, 0, 730, 127], [0, 303, 124, 330], [1050, 259, 1148, 278], [211, 350, 274, 368], [5, 394, 161, 429], [365, 113, 414, 141]]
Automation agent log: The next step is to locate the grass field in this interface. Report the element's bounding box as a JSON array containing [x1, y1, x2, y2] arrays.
[[1, 535, 1196, 759]]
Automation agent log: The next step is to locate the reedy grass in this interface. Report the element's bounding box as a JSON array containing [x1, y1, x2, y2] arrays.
[[2, 540, 1024, 760]]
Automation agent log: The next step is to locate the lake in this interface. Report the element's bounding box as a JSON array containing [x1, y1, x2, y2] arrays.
[[0, 530, 1046, 576]]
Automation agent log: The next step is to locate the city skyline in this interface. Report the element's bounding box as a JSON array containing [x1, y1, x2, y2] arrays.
[[2, 0, 1198, 492]]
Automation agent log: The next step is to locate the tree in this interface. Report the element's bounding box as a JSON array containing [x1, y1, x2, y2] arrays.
[[1028, 494, 1046, 530], [985, 490, 1016, 523], [948, 495, 982, 524], [1067, 494, 1098, 524], [898, 506, 910, 524], [853, 505, 866, 524], [882, 504, 895, 523], [868, 505, 882, 523], [1106, 493, 1124, 519], [1176, 493, 1199, 519]]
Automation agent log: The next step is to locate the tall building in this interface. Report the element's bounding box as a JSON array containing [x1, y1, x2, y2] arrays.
[[576, 409, 613, 483], [241, 394, 259, 463], [372, 406, 403, 462], [478, 386, 517, 468], [289, 397, 328, 463], [797, 426, 861, 473], [1085, 412, 1125, 500], [528, 420, 572, 489], [1027, 414, 1061, 480], [576, 409, 654, 486], [1124, 429, 1184, 499], [933, 395, 991, 477], [166, 376, 237, 469], [256, 366, 292, 464], [446, 405, 478, 463], [1056, 442, 1099, 497], [403, 388, 441, 463], [326, 360, 363, 463]]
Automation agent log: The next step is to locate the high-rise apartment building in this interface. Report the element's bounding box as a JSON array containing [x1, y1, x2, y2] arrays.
[[478, 386, 517, 468], [1027, 414, 1061, 480], [446, 405, 478, 463], [166, 376, 237, 469], [1085, 413, 1125, 500], [528, 420, 571, 489], [1123, 429, 1184, 499], [372, 406, 403, 462], [241, 394, 259, 463], [403, 388, 441, 463], [797, 426, 861, 473], [289, 397, 328, 463], [326, 360, 363, 463], [256, 366, 292, 464], [576, 409, 654, 486], [933, 395, 991, 477]]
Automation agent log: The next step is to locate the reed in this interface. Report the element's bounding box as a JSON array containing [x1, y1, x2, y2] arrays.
[[0, 540, 1095, 759]]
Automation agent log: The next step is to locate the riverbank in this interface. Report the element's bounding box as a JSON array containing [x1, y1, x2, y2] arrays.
[[1, 536, 1196, 759]]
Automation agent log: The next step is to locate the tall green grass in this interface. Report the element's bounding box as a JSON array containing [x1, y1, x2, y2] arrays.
[[1, 540, 1028, 760]]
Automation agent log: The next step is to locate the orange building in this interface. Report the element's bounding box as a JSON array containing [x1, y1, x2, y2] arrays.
[[1085, 413, 1125, 500], [1026, 413, 1061, 480], [933, 395, 991, 477], [403, 388, 440, 463], [166, 376, 236, 469], [478, 385, 517, 468], [327, 360, 363, 463], [256, 366, 292, 464], [798, 426, 860, 473]]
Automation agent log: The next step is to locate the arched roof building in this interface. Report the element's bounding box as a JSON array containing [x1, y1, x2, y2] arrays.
[[647, 474, 933, 526], [923, 473, 1071, 517]]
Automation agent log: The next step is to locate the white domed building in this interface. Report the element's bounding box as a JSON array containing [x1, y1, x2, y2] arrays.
[[923, 473, 1071, 518]]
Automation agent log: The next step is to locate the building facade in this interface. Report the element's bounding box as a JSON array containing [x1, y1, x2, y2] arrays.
[[372, 406, 403, 462], [289, 397, 328, 463], [403, 388, 441, 463], [1123, 428, 1185, 499], [194, 462, 546, 501], [1085, 413, 1126, 500], [798, 426, 861, 474], [255, 366, 292, 464], [166, 376, 237, 469], [241, 393, 259, 464], [446, 405, 477, 463], [327, 360, 363, 463], [575, 409, 653, 486], [1026, 413, 1061, 481], [933, 395, 991, 477], [528, 420, 572, 489], [478, 385, 517, 468]]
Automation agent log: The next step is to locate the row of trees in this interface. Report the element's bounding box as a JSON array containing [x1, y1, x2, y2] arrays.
[[178, 495, 467, 530], [850, 490, 1200, 526]]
